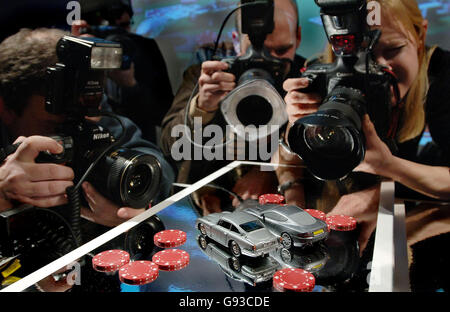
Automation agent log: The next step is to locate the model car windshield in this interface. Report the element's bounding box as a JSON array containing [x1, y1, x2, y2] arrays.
[[240, 220, 264, 233]]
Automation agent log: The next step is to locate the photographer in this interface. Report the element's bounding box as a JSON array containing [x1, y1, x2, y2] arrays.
[[0, 28, 175, 227], [161, 0, 305, 214], [76, 0, 174, 144], [278, 0, 449, 256]]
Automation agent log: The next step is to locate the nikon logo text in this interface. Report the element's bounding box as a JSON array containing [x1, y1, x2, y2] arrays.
[[93, 133, 110, 140]]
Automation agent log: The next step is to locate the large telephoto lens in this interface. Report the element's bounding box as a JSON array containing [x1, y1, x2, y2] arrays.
[[92, 148, 161, 208], [288, 87, 366, 180]]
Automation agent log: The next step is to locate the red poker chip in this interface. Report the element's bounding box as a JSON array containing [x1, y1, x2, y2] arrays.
[[259, 194, 285, 205], [273, 268, 315, 292], [325, 215, 357, 231], [154, 229, 187, 248], [92, 249, 130, 273], [118, 261, 159, 285], [304, 209, 327, 221], [152, 249, 190, 271]]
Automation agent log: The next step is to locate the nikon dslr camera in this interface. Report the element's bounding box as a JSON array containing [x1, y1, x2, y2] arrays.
[[220, 0, 290, 141], [43, 35, 161, 208]]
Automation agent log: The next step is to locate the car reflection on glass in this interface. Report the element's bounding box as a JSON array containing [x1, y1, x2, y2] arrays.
[[244, 204, 329, 249], [195, 211, 280, 258], [197, 236, 279, 287], [270, 243, 329, 274]]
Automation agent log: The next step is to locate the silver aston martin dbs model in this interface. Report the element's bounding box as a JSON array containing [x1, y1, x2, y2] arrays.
[[196, 211, 280, 258], [244, 204, 329, 249]]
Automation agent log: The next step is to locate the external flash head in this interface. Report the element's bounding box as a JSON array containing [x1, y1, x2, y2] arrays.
[[56, 35, 123, 70], [46, 36, 123, 116]]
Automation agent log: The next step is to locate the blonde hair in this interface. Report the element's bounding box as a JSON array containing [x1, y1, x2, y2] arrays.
[[317, 0, 437, 143]]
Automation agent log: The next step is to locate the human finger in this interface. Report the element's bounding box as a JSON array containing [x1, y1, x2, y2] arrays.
[[201, 61, 229, 74], [283, 77, 310, 92], [199, 74, 235, 90], [13, 136, 27, 144], [25, 163, 75, 181], [21, 180, 74, 198], [71, 20, 88, 36], [15, 136, 64, 162], [201, 83, 231, 94], [10, 193, 68, 208], [286, 90, 322, 104], [117, 207, 145, 220], [211, 71, 235, 83], [361, 115, 378, 144]]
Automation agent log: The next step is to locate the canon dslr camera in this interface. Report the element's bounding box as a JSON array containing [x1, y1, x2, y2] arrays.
[[287, 0, 400, 180]]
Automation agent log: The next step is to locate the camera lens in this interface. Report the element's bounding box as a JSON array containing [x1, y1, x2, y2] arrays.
[[126, 164, 152, 198], [287, 87, 366, 180], [303, 125, 355, 158], [236, 95, 273, 126], [91, 149, 161, 208]]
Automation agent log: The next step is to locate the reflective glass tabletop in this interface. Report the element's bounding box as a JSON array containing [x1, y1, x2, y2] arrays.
[[0, 161, 404, 293]]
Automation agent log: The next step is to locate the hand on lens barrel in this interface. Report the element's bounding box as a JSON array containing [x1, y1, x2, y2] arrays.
[[0, 136, 75, 209], [283, 77, 322, 124], [197, 61, 236, 112], [81, 181, 145, 227], [354, 115, 394, 176]]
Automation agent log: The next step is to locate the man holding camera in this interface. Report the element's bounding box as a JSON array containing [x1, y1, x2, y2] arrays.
[[161, 0, 305, 214], [76, 0, 174, 144], [0, 28, 175, 227]]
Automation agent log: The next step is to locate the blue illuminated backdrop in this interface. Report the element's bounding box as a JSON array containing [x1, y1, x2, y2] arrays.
[[130, 0, 449, 90]]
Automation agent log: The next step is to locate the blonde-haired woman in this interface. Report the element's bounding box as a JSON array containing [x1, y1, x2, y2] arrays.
[[277, 0, 449, 262], [283, 0, 450, 199]]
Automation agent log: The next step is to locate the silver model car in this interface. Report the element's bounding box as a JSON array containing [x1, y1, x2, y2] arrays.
[[196, 211, 280, 258], [197, 236, 279, 286], [244, 204, 329, 249]]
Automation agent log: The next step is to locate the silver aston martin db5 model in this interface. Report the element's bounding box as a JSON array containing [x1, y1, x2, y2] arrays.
[[195, 211, 280, 258], [197, 236, 279, 286], [244, 204, 329, 249]]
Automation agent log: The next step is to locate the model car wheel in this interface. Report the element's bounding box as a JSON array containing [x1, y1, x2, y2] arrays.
[[229, 257, 241, 272], [198, 235, 207, 250], [229, 240, 241, 257], [198, 223, 207, 235], [280, 248, 292, 263], [281, 232, 293, 249]]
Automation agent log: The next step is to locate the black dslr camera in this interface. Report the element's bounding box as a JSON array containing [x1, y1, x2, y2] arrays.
[[0, 36, 162, 279], [287, 0, 399, 180], [43, 35, 161, 209], [220, 0, 290, 141]]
